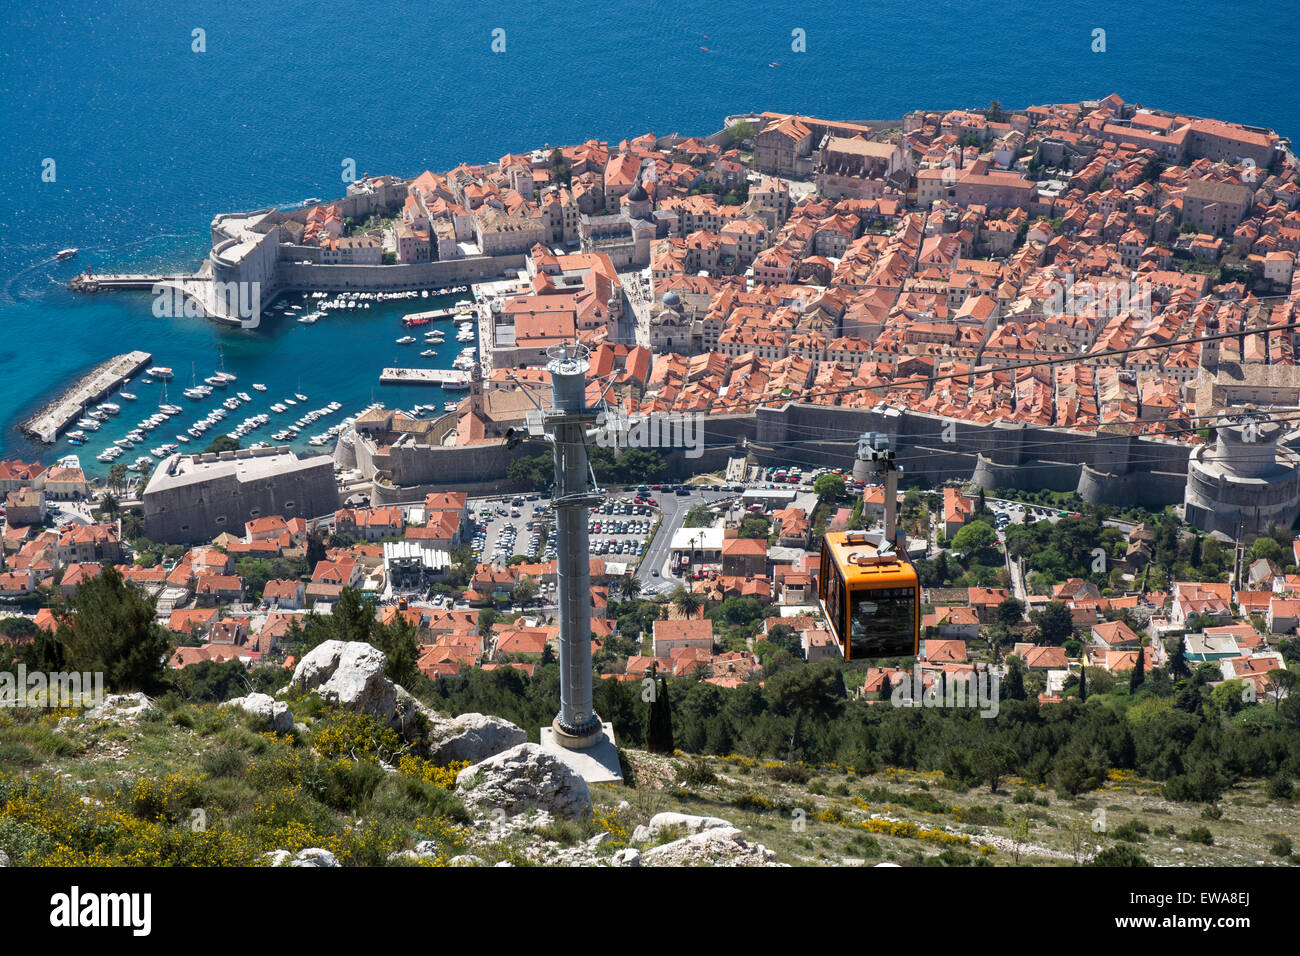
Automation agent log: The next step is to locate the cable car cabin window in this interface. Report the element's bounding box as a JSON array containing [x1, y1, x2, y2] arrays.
[[848, 586, 916, 659], [824, 542, 845, 639]]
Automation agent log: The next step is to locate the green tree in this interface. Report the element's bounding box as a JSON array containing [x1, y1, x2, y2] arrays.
[[814, 473, 846, 505], [34, 566, 171, 692], [1089, 844, 1151, 867], [971, 739, 1016, 793], [996, 597, 1025, 628], [672, 586, 703, 619], [769, 663, 844, 762], [1251, 536, 1282, 562], [107, 462, 129, 495], [1003, 657, 1027, 701], [616, 575, 642, 601], [727, 120, 755, 145], [765, 623, 803, 658], [683, 504, 714, 528], [370, 615, 421, 689], [952, 520, 997, 555], [1031, 602, 1074, 645], [1129, 646, 1146, 693], [512, 575, 539, 605], [204, 434, 240, 455], [647, 675, 675, 753]]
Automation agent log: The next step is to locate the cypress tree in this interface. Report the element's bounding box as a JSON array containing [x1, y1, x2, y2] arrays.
[[1078, 666, 1087, 701], [1003, 658, 1026, 700], [877, 672, 893, 702], [646, 675, 675, 753], [1129, 647, 1146, 693], [658, 677, 674, 752]]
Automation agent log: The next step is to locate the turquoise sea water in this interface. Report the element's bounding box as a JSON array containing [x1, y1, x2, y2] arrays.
[[2, 0, 1297, 474]]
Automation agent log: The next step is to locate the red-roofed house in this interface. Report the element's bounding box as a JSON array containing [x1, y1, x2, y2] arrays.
[[652, 617, 714, 657], [721, 536, 767, 577], [1090, 619, 1140, 649], [922, 606, 979, 640], [263, 578, 306, 610], [194, 573, 243, 606], [921, 638, 970, 662]]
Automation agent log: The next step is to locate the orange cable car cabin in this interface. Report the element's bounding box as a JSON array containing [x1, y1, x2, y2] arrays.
[[818, 530, 920, 660]]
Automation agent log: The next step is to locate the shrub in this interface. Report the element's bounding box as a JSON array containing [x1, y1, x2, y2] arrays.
[[311, 711, 400, 761], [1089, 844, 1151, 866], [1269, 836, 1292, 857], [310, 758, 386, 812], [1266, 775, 1294, 800], [1111, 820, 1149, 843], [765, 761, 812, 784], [0, 817, 56, 865], [848, 833, 882, 857], [676, 757, 718, 788], [124, 773, 203, 824], [731, 792, 774, 813], [370, 774, 470, 824], [201, 745, 248, 779], [396, 755, 467, 790], [933, 848, 974, 866], [1184, 826, 1214, 846]]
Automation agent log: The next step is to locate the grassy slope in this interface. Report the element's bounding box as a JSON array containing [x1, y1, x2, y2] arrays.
[[1, 701, 1297, 866]]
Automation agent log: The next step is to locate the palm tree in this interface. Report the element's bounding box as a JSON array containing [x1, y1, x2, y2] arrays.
[[617, 575, 642, 601], [672, 586, 702, 618], [107, 462, 128, 496]]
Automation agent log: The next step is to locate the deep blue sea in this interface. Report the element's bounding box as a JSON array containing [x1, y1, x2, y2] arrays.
[[2, 0, 1297, 474]]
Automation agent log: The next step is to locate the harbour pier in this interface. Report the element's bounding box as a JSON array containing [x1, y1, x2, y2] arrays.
[[378, 368, 471, 388], [19, 350, 153, 444]]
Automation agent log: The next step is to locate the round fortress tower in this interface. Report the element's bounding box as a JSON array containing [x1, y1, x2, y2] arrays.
[[1183, 411, 1300, 537]]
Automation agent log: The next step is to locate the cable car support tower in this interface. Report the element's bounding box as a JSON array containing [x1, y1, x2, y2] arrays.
[[508, 342, 623, 783]]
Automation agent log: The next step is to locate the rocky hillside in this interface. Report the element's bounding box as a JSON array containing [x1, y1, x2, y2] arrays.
[[1, 640, 1296, 868]]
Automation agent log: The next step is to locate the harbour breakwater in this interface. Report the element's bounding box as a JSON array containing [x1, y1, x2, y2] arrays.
[[19, 351, 153, 445]]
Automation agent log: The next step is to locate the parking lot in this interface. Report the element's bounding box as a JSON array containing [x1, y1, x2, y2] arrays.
[[468, 493, 552, 565], [986, 497, 1080, 539], [467, 490, 662, 569], [587, 495, 658, 564]]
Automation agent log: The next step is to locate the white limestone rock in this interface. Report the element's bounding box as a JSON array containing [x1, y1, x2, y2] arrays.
[[292, 641, 396, 721], [637, 812, 735, 842], [87, 693, 151, 722], [456, 743, 592, 821], [222, 693, 294, 734], [610, 847, 641, 867], [641, 827, 782, 867], [289, 848, 340, 867], [428, 712, 527, 764]]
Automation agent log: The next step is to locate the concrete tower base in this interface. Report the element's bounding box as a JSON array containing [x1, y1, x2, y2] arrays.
[[540, 721, 624, 785]]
